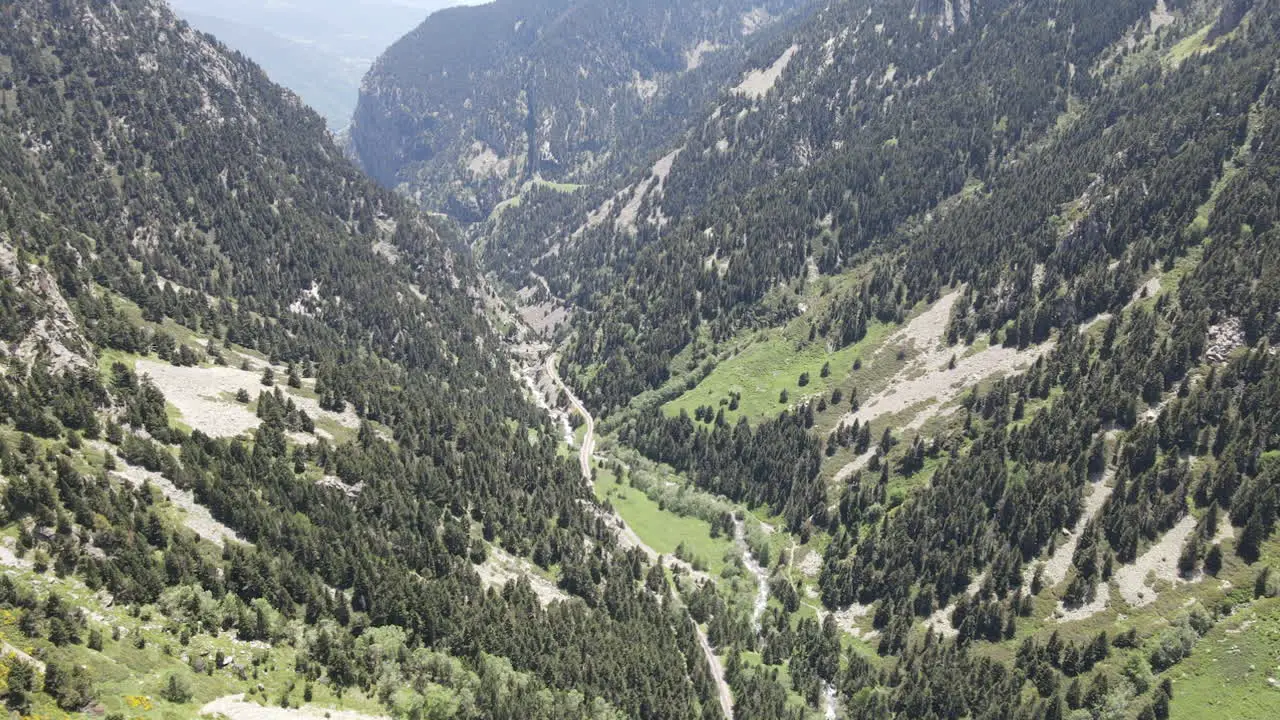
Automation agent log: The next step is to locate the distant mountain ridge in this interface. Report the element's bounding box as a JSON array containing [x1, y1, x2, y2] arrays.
[[170, 0, 477, 130], [351, 0, 817, 220]]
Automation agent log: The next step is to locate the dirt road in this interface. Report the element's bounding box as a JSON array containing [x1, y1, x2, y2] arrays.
[[545, 354, 734, 719]]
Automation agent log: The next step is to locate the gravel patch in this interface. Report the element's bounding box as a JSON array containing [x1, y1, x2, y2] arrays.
[[830, 449, 876, 486], [616, 148, 681, 231], [136, 360, 263, 438], [734, 519, 769, 632], [137, 359, 359, 440], [1115, 514, 1198, 607], [105, 451, 245, 548], [1149, 0, 1174, 32], [1, 641, 45, 672], [200, 695, 386, 720], [796, 548, 823, 578], [1132, 275, 1162, 303], [923, 574, 984, 638], [734, 44, 799, 99], [836, 291, 1050, 429], [1026, 468, 1116, 592], [1079, 313, 1113, 334], [475, 546, 569, 607], [831, 603, 874, 639], [0, 538, 33, 570], [1054, 583, 1111, 623]]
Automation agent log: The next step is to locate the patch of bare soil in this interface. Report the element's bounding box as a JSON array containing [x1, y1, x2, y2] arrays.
[[200, 695, 386, 720], [1026, 468, 1116, 592], [1115, 514, 1198, 607], [101, 447, 244, 547]]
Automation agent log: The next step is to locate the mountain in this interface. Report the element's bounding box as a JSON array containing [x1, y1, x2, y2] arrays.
[[352, 0, 1280, 717], [0, 0, 734, 716], [350, 0, 818, 220], [169, 0, 479, 130], [167, 11, 368, 131], [7, 0, 1280, 717]]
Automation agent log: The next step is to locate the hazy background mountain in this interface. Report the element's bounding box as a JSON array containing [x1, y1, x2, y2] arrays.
[[170, 0, 484, 130], [350, 0, 818, 220]]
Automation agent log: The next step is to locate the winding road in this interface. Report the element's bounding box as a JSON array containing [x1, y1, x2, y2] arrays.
[[544, 354, 735, 719]]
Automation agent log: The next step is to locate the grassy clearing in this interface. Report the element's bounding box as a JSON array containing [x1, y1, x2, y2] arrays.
[[97, 347, 144, 376], [593, 464, 734, 576], [665, 321, 895, 425], [0, 539, 384, 718], [531, 178, 585, 193], [1170, 596, 1280, 719], [1163, 23, 1214, 67], [490, 177, 585, 217], [315, 415, 356, 445]]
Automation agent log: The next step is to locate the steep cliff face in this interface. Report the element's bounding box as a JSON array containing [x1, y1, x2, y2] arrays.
[[350, 0, 814, 221]]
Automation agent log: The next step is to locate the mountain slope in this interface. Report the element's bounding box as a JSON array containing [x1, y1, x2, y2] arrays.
[[350, 0, 816, 220], [0, 1, 730, 716], [169, 11, 368, 131], [170, 0, 472, 131], [348, 0, 1280, 718]]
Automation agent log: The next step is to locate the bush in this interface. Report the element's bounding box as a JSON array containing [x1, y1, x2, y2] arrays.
[[1149, 623, 1198, 671]]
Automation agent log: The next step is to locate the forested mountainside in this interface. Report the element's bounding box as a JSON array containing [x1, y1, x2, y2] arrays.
[[516, 0, 1268, 414], [6, 0, 1280, 717], [0, 0, 735, 716], [353, 0, 1280, 718], [349, 0, 816, 221]]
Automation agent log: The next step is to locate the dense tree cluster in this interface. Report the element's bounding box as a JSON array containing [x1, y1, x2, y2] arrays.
[[620, 409, 826, 530]]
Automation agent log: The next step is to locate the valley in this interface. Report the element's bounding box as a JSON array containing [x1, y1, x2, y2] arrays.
[[0, 0, 1279, 718]]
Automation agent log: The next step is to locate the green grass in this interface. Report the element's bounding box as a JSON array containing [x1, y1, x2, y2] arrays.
[[97, 347, 144, 376], [1164, 23, 1214, 67], [0, 535, 387, 719], [165, 402, 193, 435], [490, 177, 585, 217], [1170, 596, 1280, 719], [664, 321, 894, 424], [531, 178, 585, 193], [315, 415, 357, 445], [593, 465, 734, 575]]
